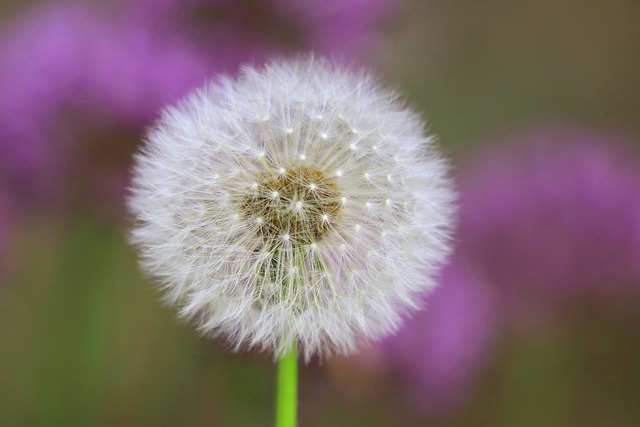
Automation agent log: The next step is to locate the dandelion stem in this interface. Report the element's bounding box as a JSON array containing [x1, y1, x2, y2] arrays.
[[276, 345, 297, 427]]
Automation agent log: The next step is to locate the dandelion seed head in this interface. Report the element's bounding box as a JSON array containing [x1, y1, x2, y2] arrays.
[[128, 57, 456, 360]]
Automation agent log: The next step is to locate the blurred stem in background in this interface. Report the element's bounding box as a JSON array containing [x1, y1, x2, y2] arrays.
[[37, 219, 118, 426], [276, 346, 297, 427]]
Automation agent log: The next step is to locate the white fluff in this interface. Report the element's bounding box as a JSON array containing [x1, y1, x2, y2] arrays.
[[128, 57, 456, 360]]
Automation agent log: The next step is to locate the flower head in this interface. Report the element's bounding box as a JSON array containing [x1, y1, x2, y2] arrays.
[[0, 4, 212, 209], [128, 58, 455, 360], [456, 127, 640, 315], [380, 257, 498, 412], [125, 0, 396, 58]]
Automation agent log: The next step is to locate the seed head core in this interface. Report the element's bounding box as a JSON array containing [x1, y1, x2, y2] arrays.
[[243, 166, 342, 245]]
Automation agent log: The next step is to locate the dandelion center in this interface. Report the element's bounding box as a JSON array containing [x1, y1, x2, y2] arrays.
[[242, 166, 342, 245]]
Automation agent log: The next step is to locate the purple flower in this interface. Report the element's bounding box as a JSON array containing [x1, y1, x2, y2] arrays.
[[379, 257, 499, 413], [0, 4, 214, 209], [125, 0, 396, 58], [457, 127, 640, 316], [271, 0, 396, 56], [0, 5, 89, 203]]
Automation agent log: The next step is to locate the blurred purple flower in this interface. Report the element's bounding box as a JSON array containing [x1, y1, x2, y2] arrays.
[[124, 0, 396, 59], [272, 0, 395, 56], [0, 5, 87, 203], [457, 127, 640, 316], [379, 258, 499, 413], [0, 4, 213, 209]]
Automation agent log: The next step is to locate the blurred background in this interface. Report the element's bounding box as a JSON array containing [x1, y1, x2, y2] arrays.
[[1, 0, 639, 426]]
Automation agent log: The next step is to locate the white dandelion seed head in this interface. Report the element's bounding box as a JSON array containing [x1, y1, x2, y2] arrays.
[[128, 57, 456, 361]]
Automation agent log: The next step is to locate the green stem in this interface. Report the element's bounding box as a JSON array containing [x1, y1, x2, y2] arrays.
[[276, 345, 298, 427]]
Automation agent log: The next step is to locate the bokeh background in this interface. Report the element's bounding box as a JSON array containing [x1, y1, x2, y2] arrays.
[[1, 1, 640, 426]]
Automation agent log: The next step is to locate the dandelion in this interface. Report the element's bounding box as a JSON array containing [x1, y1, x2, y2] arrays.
[[129, 57, 455, 358], [128, 57, 455, 426]]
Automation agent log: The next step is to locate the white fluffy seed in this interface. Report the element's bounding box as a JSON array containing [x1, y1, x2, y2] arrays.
[[128, 57, 456, 361]]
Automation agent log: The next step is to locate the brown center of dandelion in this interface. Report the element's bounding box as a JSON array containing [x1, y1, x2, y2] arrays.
[[243, 166, 342, 245]]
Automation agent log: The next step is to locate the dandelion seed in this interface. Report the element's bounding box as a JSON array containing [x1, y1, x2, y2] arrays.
[[128, 57, 456, 360]]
